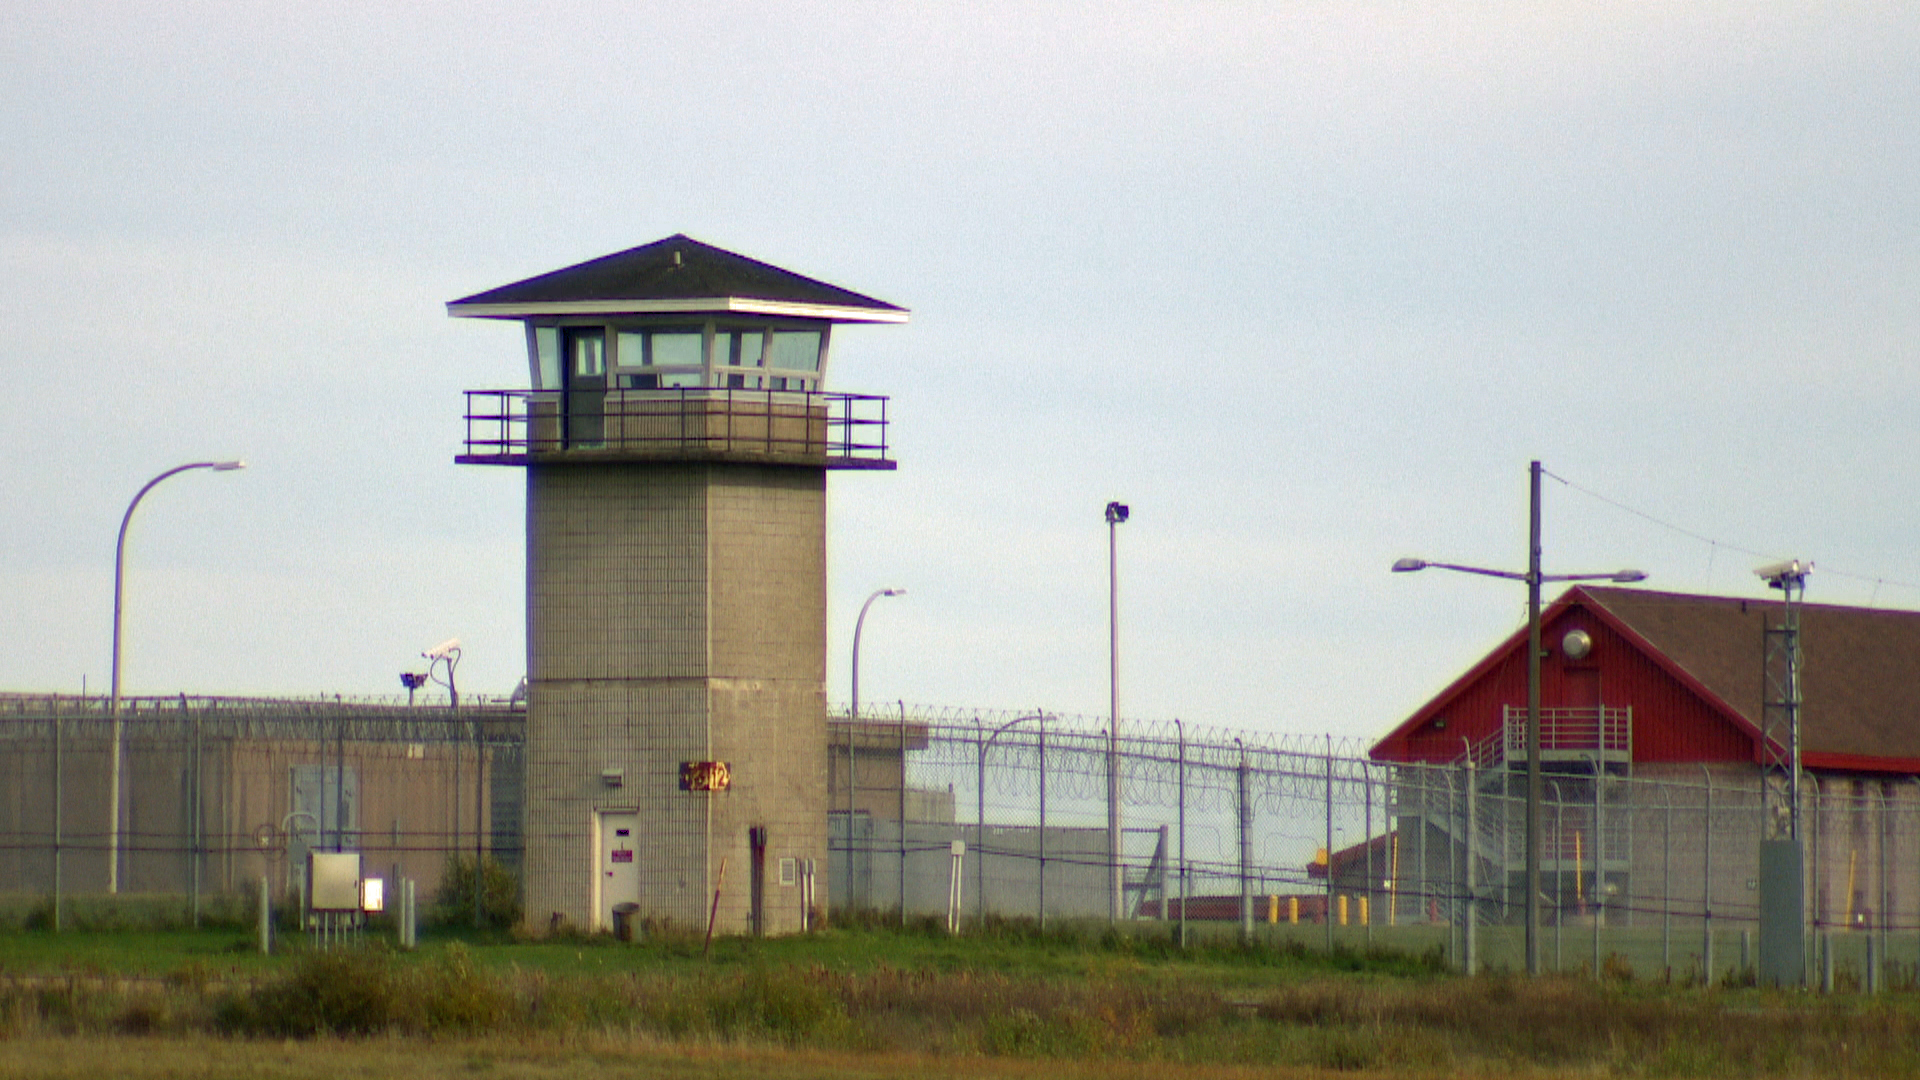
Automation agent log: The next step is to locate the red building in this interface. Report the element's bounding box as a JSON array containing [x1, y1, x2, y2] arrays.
[[1368, 586, 1920, 930]]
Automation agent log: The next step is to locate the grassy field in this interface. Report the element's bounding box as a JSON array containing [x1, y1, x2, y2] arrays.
[[3, 913, 1920, 1078]]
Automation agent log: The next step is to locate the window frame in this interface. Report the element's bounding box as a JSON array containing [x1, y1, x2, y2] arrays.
[[526, 316, 834, 392]]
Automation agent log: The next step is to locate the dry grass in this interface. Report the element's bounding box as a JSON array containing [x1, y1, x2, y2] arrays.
[[4, 927, 1920, 1077], [0, 1035, 1406, 1080]]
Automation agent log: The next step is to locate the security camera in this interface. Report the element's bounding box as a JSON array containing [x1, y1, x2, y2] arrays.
[[423, 638, 462, 661], [1105, 501, 1129, 524], [1754, 559, 1811, 587]]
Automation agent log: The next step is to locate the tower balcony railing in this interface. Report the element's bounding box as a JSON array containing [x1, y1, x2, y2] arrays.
[[457, 388, 894, 469]]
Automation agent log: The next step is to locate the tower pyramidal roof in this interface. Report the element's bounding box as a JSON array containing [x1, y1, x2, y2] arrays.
[[447, 234, 908, 323]]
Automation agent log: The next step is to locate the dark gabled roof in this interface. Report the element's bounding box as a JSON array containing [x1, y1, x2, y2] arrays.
[[1373, 585, 1920, 772], [1581, 586, 1920, 769], [447, 235, 908, 323]]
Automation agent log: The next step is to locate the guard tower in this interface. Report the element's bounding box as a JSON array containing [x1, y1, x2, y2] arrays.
[[449, 235, 905, 935]]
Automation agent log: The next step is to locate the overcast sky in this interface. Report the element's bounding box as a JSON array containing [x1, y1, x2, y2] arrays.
[[4, 2, 1916, 742]]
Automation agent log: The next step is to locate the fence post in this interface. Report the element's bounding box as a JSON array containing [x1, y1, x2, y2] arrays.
[[1550, 781, 1564, 972], [1702, 764, 1714, 986], [1807, 774, 1821, 986], [1592, 753, 1602, 980], [258, 875, 272, 954], [976, 720, 986, 921], [1662, 784, 1673, 975], [52, 695, 63, 934], [1878, 784, 1889, 993], [1418, 767, 1428, 933], [1237, 739, 1250, 945], [189, 695, 201, 928], [1037, 713, 1047, 930], [473, 711, 484, 928], [1462, 752, 1475, 976], [898, 703, 906, 922], [846, 704, 856, 910], [1441, 768, 1456, 966], [1176, 718, 1186, 948], [1326, 735, 1336, 956], [1363, 761, 1373, 947]]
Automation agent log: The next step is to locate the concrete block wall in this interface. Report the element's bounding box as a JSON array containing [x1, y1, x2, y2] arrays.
[[524, 460, 829, 935], [706, 467, 827, 936]]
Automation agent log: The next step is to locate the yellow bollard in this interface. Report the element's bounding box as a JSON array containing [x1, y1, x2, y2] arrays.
[[1289, 896, 1299, 924], [1338, 894, 1349, 926], [1359, 896, 1370, 926]]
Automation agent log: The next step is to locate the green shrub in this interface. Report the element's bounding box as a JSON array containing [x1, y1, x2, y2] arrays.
[[215, 944, 514, 1038], [707, 967, 847, 1044], [219, 948, 403, 1037], [413, 944, 512, 1031], [429, 855, 522, 930]]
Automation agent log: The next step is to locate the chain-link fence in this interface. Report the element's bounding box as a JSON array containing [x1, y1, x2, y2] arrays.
[[8, 692, 1919, 983], [833, 705, 1920, 982]]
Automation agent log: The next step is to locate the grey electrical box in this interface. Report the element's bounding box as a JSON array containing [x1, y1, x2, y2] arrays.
[[310, 851, 362, 912], [1758, 839, 1806, 987]]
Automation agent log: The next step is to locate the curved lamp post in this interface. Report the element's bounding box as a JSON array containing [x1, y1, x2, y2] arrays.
[[846, 587, 905, 894], [1392, 460, 1643, 976], [977, 712, 1048, 920], [109, 459, 245, 893]]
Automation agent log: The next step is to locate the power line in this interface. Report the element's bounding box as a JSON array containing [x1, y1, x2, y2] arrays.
[[1542, 469, 1920, 598]]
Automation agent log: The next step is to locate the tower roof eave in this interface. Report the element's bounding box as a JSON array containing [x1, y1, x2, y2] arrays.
[[446, 234, 909, 323]]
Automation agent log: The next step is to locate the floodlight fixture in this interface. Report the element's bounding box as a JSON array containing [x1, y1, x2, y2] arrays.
[[1756, 559, 1812, 589]]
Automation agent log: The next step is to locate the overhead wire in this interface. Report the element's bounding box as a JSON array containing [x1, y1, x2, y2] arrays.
[[1541, 468, 1920, 599]]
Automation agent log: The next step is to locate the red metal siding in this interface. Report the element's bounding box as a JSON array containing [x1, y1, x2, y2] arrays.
[[1376, 592, 1755, 766], [1398, 643, 1525, 762], [1541, 606, 1751, 764]]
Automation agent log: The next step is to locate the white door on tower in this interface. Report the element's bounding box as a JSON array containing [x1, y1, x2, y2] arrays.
[[599, 812, 640, 929]]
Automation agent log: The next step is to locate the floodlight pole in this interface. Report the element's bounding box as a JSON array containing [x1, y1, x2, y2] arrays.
[[1106, 501, 1129, 923], [108, 460, 244, 894]]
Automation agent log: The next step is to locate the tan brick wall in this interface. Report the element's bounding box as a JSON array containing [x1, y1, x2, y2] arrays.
[[524, 462, 829, 935]]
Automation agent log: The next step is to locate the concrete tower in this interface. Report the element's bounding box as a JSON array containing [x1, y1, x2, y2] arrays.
[[450, 236, 905, 935]]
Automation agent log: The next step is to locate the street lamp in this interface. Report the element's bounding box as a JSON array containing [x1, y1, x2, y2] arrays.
[[978, 712, 1048, 921], [848, 587, 905, 889], [1105, 500, 1128, 923], [108, 459, 245, 894], [1392, 460, 1644, 977]]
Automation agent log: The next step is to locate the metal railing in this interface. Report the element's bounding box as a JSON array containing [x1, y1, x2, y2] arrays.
[[1503, 706, 1633, 759], [458, 387, 892, 468]]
